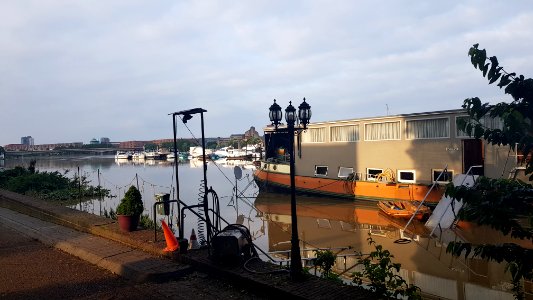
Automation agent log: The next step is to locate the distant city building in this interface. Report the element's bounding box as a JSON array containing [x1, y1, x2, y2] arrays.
[[21, 136, 34, 146], [230, 134, 245, 140], [4, 142, 83, 151], [89, 138, 99, 145], [5, 144, 29, 151], [151, 138, 175, 146], [100, 137, 110, 144], [119, 141, 147, 150], [244, 126, 260, 139]]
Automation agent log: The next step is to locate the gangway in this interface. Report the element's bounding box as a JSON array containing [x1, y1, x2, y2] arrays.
[[425, 166, 482, 237]]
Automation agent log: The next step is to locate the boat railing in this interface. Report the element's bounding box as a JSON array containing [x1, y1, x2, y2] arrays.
[[401, 164, 449, 233]]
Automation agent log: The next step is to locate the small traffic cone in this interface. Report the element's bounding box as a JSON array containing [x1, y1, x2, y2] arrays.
[[189, 228, 200, 250], [161, 220, 179, 252]]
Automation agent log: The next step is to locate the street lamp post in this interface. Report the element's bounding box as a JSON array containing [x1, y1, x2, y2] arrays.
[[268, 98, 311, 280]]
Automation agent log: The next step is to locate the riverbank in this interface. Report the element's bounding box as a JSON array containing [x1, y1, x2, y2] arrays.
[[0, 188, 375, 299]]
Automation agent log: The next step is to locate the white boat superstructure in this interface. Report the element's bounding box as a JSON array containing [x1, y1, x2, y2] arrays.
[[227, 147, 247, 158], [132, 152, 145, 160], [214, 147, 229, 158], [189, 146, 213, 158], [144, 149, 164, 160], [115, 151, 132, 160]]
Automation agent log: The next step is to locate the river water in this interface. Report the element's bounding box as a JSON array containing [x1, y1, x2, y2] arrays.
[[3, 156, 525, 299]]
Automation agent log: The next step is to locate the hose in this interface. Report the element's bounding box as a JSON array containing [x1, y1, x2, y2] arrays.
[[377, 168, 395, 182], [196, 179, 206, 245], [206, 187, 221, 238]]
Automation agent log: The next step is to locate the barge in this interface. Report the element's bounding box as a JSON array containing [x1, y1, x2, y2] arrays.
[[254, 109, 523, 204]]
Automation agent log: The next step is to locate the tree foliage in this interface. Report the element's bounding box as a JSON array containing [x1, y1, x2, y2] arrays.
[[449, 44, 533, 299], [143, 143, 158, 151], [0, 162, 110, 202], [313, 249, 340, 281], [460, 43, 533, 178]]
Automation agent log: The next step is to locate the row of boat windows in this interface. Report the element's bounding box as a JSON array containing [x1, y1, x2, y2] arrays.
[[302, 116, 503, 143], [315, 165, 454, 184]]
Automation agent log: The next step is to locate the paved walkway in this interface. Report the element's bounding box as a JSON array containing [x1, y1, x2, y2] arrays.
[[0, 207, 190, 282]]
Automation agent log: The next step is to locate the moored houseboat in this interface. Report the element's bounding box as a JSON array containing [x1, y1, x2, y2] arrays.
[[254, 109, 524, 204]]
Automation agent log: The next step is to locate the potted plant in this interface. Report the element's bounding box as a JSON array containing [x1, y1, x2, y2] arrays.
[[116, 186, 144, 232]]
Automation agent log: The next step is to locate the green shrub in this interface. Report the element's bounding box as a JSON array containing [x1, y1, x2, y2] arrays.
[[116, 186, 143, 216], [139, 214, 161, 230], [314, 249, 340, 281]]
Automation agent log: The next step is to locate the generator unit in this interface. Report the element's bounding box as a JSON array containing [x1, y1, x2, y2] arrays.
[[211, 225, 252, 261]]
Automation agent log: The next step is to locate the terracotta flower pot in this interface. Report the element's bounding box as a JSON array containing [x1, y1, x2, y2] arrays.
[[117, 214, 140, 232]]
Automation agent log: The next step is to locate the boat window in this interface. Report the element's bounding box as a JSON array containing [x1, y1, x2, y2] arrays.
[[364, 121, 401, 141], [397, 170, 416, 183], [400, 229, 419, 241], [406, 118, 449, 139], [369, 228, 387, 237], [337, 167, 354, 178], [330, 125, 359, 142], [302, 127, 326, 143], [316, 219, 331, 229], [315, 165, 328, 177], [366, 168, 383, 181], [432, 169, 454, 183]]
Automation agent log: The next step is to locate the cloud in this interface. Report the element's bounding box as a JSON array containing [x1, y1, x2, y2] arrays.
[[1, 1, 532, 145]]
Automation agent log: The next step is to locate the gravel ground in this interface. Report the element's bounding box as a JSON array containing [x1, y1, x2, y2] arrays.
[[0, 224, 271, 300]]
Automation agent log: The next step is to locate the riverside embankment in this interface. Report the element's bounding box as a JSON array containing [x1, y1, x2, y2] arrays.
[[0, 189, 376, 300]]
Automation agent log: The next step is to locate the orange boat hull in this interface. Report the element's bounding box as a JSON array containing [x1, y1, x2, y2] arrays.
[[253, 169, 443, 204]]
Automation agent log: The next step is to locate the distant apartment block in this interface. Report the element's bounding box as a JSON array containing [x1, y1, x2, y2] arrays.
[[21, 136, 34, 146], [100, 137, 110, 144], [151, 138, 175, 145], [119, 141, 147, 150]]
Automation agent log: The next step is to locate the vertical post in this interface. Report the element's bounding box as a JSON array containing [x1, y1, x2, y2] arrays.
[[78, 166, 82, 210], [97, 169, 102, 216], [200, 111, 211, 249], [288, 123, 303, 279], [235, 177, 239, 216], [172, 114, 182, 239]]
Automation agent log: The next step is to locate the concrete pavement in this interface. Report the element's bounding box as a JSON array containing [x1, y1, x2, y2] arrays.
[[0, 207, 191, 283], [0, 189, 375, 299]]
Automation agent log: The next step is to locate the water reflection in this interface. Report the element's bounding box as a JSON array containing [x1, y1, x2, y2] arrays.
[[2, 156, 526, 299], [254, 192, 520, 300]]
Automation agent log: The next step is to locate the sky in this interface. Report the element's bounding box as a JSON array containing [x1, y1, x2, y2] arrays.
[[1, 1, 532, 146]]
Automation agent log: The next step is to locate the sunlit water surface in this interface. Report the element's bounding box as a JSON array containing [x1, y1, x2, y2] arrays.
[[4, 156, 524, 300]]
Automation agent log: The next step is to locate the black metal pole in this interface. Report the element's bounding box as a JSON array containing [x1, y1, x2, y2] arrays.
[[288, 123, 303, 279], [97, 168, 102, 216], [172, 114, 182, 239], [200, 111, 211, 249], [78, 166, 82, 210]]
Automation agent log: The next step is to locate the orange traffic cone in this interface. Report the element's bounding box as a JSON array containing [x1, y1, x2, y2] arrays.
[[189, 228, 200, 250], [161, 220, 179, 252]]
